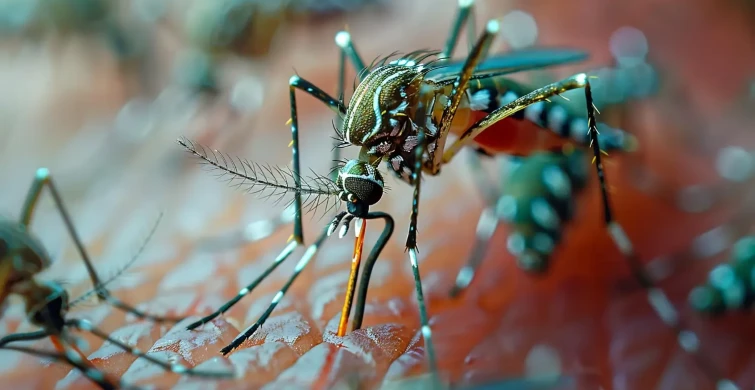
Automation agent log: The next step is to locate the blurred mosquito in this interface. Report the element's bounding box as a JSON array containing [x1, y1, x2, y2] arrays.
[[177, 0, 387, 94], [0, 0, 151, 75], [177, 0, 623, 376], [0, 168, 238, 389], [672, 147, 755, 316], [448, 148, 591, 297]]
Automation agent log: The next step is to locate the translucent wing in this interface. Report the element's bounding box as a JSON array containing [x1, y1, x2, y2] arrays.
[[424, 47, 588, 83]]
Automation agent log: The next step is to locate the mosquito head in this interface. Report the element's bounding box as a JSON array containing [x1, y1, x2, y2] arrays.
[[336, 160, 385, 217], [26, 282, 69, 331]]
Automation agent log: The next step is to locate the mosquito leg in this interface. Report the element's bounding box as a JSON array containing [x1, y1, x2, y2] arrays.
[[450, 152, 500, 298], [449, 207, 498, 297], [0, 329, 49, 347], [19, 169, 182, 323], [404, 127, 438, 376], [351, 211, 395, 331], [442, 73, 591, 165], [332, 35, 348, 180], [582, 83, 737, 389], [185, 239, 298, 330], [67, 319, 237, 379], [431, 19, 500, 172], [288, 76, 348, 244], [446, 8, 501, 298], [0, 345, 122, 390], [441, 0, 477, 59], [334, 31, 367, 80], [219, 228, 330, 356]]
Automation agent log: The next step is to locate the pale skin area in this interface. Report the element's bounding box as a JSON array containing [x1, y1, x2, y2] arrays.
[[0, 0, 753, 388]]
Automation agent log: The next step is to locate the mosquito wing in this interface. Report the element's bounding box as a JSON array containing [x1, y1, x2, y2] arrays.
[[424, 47, 588, 83]]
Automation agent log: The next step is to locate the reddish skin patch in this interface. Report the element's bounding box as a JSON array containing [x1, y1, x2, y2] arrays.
[[450, 111, 572, 156]]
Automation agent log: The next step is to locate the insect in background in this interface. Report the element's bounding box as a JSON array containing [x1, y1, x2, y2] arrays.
[[0, 168, 238, 389], [176, 0, 388, 94], [177, 0, 620, 380], [0, 0, 159, 93], [449, 148, 591, 297], [689, 235, 755, 315], [668, 146, 755, 315]]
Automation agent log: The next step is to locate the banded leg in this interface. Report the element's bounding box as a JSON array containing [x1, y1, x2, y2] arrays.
[[441, 73, 592, 163], [335, 30, 367, 81], [0, 345, 123, 390], [429, 19, 501, 173], [444, 4, 504, 297], [583, 86, 738, 388], [441, 0, 477, 59], [405, 127, 438, 375], [20, 168, 181, 323], [66, 319, 237, 379], [219, 229, 329, 355], [333, 29, 368, 177]]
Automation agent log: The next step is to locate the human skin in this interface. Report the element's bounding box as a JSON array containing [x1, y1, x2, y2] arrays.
[[0, 0, 753, 388]]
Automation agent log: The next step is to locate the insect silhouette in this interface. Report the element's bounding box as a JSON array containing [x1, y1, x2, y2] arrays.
[[0, 168, 237, 389], [176, 0, 635, 378]]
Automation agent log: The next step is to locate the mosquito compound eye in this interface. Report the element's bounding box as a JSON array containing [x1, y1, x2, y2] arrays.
[[337, 160, 385, 206]]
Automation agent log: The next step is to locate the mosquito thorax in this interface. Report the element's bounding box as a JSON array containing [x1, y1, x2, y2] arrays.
[[342, 64, 423, 152], [336, 159, 385, 217]]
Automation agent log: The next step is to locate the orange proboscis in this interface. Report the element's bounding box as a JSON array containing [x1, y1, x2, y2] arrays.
[[337, 219, 367, 337], [50, 335, 91, 366]]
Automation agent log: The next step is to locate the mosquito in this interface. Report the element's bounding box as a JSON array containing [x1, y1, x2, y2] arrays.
[[0, 168, 238, 389]]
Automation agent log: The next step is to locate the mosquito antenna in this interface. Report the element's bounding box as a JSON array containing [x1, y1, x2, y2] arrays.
[[68, 212, 164, 308], [178, 138, 341, 208]]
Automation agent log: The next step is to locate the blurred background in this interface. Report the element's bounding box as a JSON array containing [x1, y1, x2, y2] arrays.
[[0, 0, 753, 389]]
